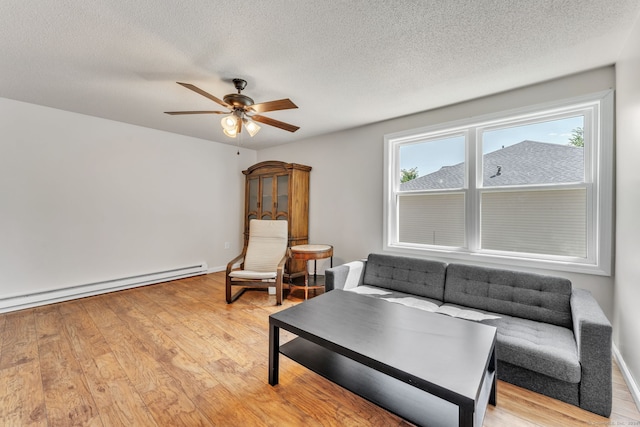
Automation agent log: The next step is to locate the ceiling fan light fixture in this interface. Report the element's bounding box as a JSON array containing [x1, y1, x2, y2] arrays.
[[223, 127, 237, 138], [221, 114, 238, 131], [244, 118, 261, 137]]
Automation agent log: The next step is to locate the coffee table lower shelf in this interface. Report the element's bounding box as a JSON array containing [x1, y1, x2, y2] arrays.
[[280, 337, 494, 427]]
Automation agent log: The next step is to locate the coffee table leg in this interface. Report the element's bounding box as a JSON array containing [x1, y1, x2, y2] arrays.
[[269, 322, 280, 385], [489, 346, 497, 406], [459, 405, 473, 427]]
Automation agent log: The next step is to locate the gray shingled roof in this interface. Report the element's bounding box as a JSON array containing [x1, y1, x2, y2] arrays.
[[400, 140, 584, 191]]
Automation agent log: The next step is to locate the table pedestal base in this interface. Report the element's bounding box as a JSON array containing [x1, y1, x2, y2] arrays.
[[288, 244, 333, 300], [289, 275, 326, 299]]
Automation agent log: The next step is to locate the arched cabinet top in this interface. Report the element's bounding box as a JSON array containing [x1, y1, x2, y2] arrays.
[[243, 161, 312, 176]]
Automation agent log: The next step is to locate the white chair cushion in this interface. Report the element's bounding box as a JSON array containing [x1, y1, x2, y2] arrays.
[[243, 220, 288, 272], [229, 270, 276, 280]]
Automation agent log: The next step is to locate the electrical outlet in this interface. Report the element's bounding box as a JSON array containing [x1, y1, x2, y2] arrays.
[[224, 242, 230, 249]]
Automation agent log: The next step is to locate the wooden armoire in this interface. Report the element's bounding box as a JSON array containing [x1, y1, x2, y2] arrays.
[[242, 161, 311, 278]]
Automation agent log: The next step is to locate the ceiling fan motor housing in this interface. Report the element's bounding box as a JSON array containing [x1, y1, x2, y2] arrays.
[[223, 93, 254, 109], [224, 79, 254, 110]]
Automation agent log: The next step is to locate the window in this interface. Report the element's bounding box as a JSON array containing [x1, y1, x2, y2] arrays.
[[384, 91, 613, 275]]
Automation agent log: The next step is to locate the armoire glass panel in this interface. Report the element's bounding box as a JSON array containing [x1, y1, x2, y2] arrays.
[[248, 178, 259, 212], [277, 175, 289, 213], [262, 176, 273, 217]]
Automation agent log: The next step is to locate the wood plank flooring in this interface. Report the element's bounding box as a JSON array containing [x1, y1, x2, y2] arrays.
[[1, 272, 639, 426]]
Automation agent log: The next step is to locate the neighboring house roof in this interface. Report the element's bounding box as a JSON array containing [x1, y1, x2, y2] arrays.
[[400, 140, 584, 190]]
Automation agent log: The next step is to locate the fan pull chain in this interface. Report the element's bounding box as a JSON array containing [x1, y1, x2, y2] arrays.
[[237, 129, 243, 155]]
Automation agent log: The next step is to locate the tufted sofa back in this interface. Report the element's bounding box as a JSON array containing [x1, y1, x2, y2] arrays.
[[363, 253, 447, 301], [445, 263, 573, 329]]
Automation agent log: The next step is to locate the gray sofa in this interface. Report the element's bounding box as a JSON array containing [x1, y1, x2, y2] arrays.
[[325, 253, 612, 417]]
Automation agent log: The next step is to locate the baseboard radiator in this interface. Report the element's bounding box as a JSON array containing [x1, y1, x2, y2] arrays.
[[0, 263, 208, 314]]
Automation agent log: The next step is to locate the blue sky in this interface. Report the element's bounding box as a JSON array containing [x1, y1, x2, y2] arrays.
[[400, 116, 584, 177]]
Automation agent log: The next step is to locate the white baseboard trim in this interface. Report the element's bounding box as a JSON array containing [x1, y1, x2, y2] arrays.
[[208, 263, 243, 274], [613, 344, 640, 411], [0, 263, 208, 313], [208, 265, 228, 273]]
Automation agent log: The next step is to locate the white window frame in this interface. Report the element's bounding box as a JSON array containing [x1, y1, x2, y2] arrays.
[[383, 90, 613, 276]]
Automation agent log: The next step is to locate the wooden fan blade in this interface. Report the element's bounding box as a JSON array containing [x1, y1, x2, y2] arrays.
[[164, 110, 227, 115], [251, 114, 300, 132], [250, 98, 298, 113], [177, 82, 230, 108]]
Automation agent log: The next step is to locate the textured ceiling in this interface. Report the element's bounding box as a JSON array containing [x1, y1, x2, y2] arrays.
[[1, 1, 639, 149]]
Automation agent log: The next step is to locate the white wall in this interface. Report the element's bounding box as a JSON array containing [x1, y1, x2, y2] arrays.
[[0, 97, 256, 303], [257, 66, 616, 319], [614, 14, 640, 400]]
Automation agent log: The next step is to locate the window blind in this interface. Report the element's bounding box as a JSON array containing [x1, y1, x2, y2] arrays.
[[398, 193, 465, 247], [481, 188, 586, 257]]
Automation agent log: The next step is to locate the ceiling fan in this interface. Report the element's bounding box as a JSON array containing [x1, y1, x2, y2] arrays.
[[165, 79, 299, 138]]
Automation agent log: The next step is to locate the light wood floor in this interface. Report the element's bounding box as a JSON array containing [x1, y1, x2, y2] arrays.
[[1, 272, 639, 426]]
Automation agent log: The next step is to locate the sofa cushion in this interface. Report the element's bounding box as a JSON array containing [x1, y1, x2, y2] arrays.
[[444, 263, 573, 328], [481, 314, 581, 383], [363, 253, 447, 301]]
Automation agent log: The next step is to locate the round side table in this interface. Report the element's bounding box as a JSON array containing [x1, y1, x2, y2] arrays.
[[289, 244, 333, 300]]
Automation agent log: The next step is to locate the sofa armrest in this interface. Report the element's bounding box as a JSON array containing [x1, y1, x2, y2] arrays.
[[571, 288, 612, 417], [325, 260, 366, 291]]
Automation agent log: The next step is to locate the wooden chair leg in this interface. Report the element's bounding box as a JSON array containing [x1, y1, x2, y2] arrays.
[[227, 275, 283, 306], [276, 280, 282, 305], [226, 277, 232, 303], [227, 287, 246, 304], [226, 278, 247, 304]]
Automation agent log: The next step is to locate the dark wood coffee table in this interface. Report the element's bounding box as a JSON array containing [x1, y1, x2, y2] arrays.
[[269, 290, 497, 427]]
